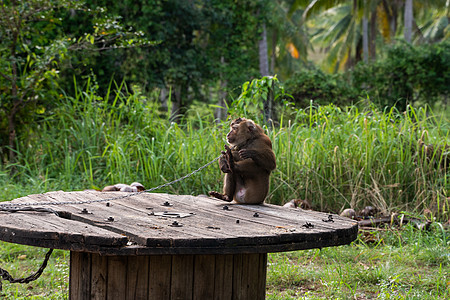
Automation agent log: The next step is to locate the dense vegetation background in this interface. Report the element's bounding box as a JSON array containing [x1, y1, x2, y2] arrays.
[[1, 0, 449, 220], [0, 1, 449, 299]]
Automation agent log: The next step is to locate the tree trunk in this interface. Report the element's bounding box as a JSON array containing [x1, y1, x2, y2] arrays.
[[215, 56, 227, 122], [362, 15, 369, 63], [160, 87, 168, 113], [7, 113, 16, 163], [270, 29, 277, 74], [369, 9, 377, 60], [258, 23, 269, 77], [404, 0, 413, 42], [258, 23, 271, 123], [169, 86, 182, 123], [215, 80, 227, 122]]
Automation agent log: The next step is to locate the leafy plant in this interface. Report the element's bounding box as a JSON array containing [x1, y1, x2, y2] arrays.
[[284, 66, 359, 108], [228, 75, 292, 124], [351, 40, 450, 110], [0, 0, 154, 162]]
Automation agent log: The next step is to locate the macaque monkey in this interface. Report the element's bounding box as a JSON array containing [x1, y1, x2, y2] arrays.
[[283, 198, 311, 210], [102, 182, 145, 192], [209, 117, 276, 204]]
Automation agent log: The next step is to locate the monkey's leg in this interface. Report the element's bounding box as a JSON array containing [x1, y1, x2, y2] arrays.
[[222, 172, 236, 201], [208, 173, 235, 202]]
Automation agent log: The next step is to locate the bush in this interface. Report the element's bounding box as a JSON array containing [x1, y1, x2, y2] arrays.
[[351, 40, 450, 110], [285, 41, 450, 111], [284, 66, 358, 108]]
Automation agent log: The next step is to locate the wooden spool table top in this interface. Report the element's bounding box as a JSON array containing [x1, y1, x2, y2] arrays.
[[0, 191, 358, 255]]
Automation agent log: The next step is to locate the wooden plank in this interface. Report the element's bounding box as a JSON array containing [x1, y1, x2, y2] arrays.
[[90, 253, 108, 300], [0, 211, 128, 248], [52, 192, 291, 249], [171, 255, 194, 300], [193, 255, 215, 299], [258, 254, 268, 300], [107, 256, 127, 299], [232, 254, 244, 300], [112, 193, 342, 246], [213, 255, 233, 300], [245, 253, 260, 299], [148, 255, 172, 300], [69, 252, 91, 300], [126, 256, 149, 300], [0, 191, 358, 255]]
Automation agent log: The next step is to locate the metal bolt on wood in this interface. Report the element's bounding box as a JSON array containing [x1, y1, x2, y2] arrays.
[[302, 222, 314, 228], [170, 221, 182, 227], [322, 215, 334, 223], [162, 201, 172, 207], [223, 205, 232, 211]]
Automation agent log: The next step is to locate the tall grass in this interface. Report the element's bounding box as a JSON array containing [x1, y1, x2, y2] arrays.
[[270, 104, 449, 218], [1, 83, 449, 220]]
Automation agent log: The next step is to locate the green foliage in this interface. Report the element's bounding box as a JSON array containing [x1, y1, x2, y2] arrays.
[[267, 224, 449, 299], [269, 103, 449, 219], [284, 66, 358, 108], [70, 0, 263, 104], [1, 79, 222, 194], [228, 75, 292, 123], [0, 0, 154, 161], [285, 41, 450, 111], [1, 80, 449, 221], [352, 40, 450, 110]]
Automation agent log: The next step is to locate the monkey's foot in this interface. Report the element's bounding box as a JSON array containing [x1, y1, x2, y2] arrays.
[[208, 191, 232, 202]]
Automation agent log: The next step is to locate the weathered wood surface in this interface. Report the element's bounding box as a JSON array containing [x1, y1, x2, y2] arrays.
[[69, 252, 267, 300], [0, 191, 358, 255]]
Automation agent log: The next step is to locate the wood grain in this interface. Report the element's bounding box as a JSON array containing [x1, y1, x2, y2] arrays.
[[0, 191, 358, 255]]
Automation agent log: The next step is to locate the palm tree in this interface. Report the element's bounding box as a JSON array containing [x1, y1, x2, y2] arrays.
[[404, 0, 413, 42]]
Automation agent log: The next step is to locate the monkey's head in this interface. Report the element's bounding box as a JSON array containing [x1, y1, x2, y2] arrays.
[[226, 118, 263, 146]]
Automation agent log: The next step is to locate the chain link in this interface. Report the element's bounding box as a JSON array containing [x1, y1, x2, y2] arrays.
[[0, 156, 220, 210], [0, 156, 220, 290], [0, 249, 54, 291]]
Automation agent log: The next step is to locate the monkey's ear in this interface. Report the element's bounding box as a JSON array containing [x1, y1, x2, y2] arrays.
[[246, 121, 256, 132]]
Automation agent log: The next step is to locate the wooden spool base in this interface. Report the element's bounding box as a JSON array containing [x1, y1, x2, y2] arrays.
[[69, 252, 267, 300]]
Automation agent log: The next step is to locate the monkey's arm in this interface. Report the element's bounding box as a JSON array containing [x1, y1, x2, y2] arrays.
[[238, 149, 276, 172]]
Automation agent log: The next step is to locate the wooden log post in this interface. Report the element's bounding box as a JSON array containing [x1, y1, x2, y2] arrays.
[[69, 252, 267, 300]]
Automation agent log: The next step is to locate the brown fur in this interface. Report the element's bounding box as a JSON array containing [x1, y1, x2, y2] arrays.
[[209, 118, 276, 204]]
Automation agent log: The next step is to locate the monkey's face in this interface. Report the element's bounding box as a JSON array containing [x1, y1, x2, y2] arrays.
[[226, 118, 255, 146]]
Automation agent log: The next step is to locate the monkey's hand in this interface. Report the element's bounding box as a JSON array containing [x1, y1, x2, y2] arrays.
[[239, 149, 257, 160], [219, 145, 234, 173]]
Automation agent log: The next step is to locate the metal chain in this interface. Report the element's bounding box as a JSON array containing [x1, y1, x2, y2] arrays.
[[0, 157, 220, 289], [0, 156, 220, 210], [0, 249, 54, 291]]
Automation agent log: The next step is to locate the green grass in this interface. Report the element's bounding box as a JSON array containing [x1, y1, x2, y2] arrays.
[[1, 224, 448, 299], [266, 223, 449, 299], [0, 244, 68, 299], [1, 87, 449, 219], [0, 84, 449, 298]]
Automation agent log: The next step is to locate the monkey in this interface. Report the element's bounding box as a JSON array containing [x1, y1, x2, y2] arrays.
[[283, 198, 311, 210], [340, 208, 356, 219], [209, 117, 276, 204], [102, 182, 145, 192]]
